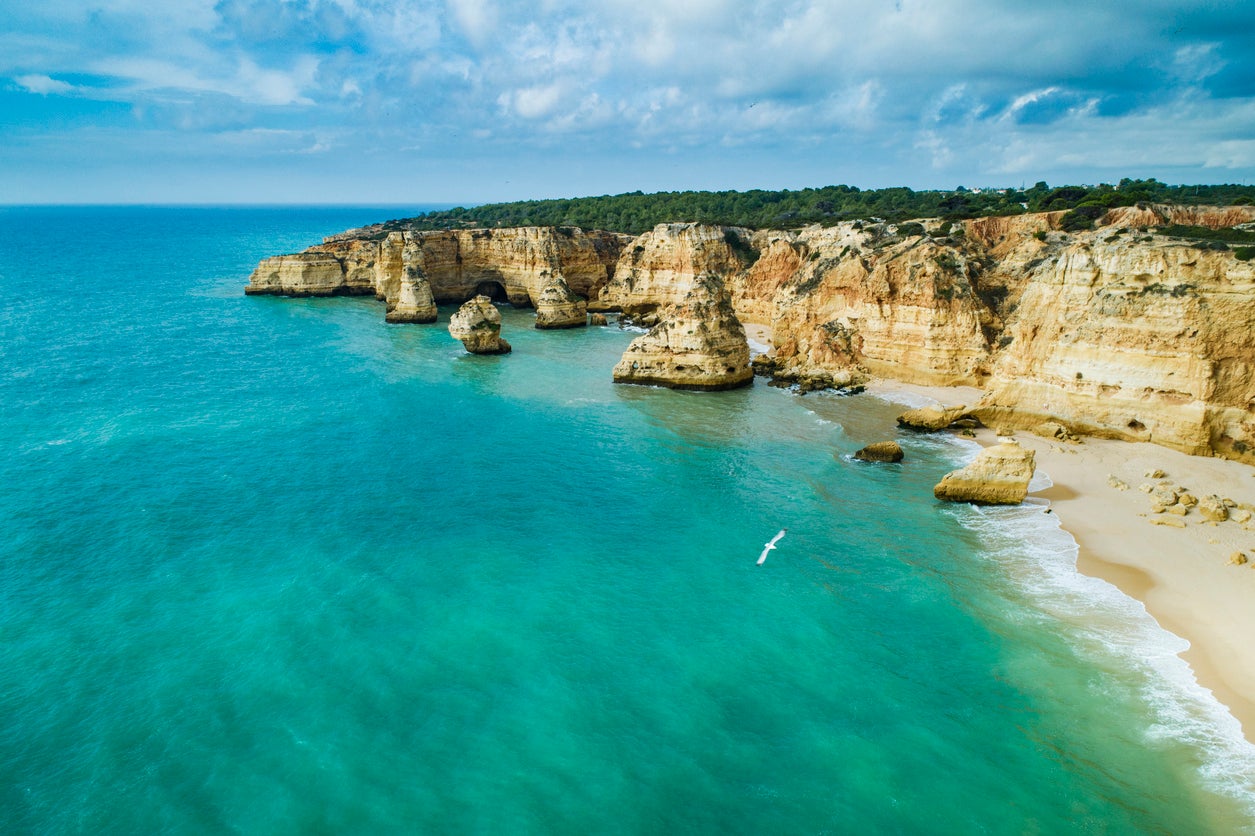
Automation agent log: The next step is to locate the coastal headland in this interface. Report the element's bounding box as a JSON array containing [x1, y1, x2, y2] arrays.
[[248, 203, 1255, 739]]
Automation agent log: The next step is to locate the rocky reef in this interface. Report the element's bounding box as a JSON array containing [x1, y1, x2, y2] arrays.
[[448, 296, 511, 355], [612, 274, 753, 391], [934, 439, 1037, 505], [247, 203, 1255, 464]]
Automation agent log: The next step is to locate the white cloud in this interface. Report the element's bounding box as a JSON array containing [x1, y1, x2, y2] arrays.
[[1004, 87, 1060, 121], [505, 82, 566, 119], [446, 0, 497, 46], [15, 74, 76, 95]]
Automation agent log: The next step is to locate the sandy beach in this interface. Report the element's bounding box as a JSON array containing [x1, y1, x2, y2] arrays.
[[867, 380, 1255, 743]]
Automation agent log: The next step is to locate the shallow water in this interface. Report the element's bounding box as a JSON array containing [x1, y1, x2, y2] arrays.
[[2, 206, 1252, 833]]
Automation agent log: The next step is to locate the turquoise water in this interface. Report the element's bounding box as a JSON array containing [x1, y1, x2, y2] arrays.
[[2, 206, 1253, 834]]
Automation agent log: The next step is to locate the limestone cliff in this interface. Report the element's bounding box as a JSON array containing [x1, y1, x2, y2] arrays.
[[248, 205, 1255, 464], [592, 224, 746, 314], [247, 226, 627, 311], [612, 274, 753, 391]]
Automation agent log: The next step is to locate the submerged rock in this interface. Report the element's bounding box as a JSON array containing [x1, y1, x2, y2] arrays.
[[534, 274, 588, 329], [612, 274, 753, 391], [386, 266, 438, 323], [448, 295, 512, 355], [934, 439, 1036, 505], [590, 313, 609, 326], [853, 441, 904, 463]]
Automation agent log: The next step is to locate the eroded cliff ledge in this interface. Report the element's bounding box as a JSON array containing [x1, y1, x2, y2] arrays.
[[248, 204, 1255, 464]]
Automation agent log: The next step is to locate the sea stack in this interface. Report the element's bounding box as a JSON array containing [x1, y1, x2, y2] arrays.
[[448, 295, 512, 355], [533, 274, 587, 329], [386, 266, 438, 323], [612, 274, 753, 391], [933, 439, 1036, 505]]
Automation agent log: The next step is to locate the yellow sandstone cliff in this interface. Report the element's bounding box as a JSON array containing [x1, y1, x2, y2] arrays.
[[247, 205, 1255, 463]]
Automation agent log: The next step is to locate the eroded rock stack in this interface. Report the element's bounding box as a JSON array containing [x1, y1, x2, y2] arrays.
[[386, 266, 438, 323], [448, 295, 512, 355], [612, 274, 753, 391], [933, 439, 1036, 505], [533, 275, 587, 329]]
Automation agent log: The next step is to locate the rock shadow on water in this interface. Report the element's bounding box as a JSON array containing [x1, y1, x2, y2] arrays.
[[615, 383, 756, 449]]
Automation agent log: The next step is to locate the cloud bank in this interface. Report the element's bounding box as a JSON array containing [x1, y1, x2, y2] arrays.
[[3, 0, 1254, 202]]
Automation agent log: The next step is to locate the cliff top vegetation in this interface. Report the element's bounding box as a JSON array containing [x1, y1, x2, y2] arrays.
[[384, 179, 1255, 236]]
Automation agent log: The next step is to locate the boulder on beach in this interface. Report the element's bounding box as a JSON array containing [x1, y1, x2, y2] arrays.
[[1198, 495, 1229, 522], [449, 295, 512, 355], [897, 404, 972, 431], [933, 439, 1036, 505], [853, 441, 904, 463]]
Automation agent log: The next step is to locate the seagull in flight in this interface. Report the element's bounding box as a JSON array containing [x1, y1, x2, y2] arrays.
[[757, 529, 787, 565]]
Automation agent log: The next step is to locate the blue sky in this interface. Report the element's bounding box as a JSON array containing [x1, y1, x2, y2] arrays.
[[3, 0, 1254, 204]]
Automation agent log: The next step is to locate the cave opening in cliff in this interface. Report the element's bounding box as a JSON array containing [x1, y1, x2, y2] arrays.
[[475, 280, 508, 301]]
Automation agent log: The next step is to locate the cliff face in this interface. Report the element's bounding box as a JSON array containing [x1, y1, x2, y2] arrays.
[[247, 226, 628, 308], [248, 207, 1255, 463], [592, 224, 745, 313], [612, 274, 753, 391], [974, 237, 1255, 459]]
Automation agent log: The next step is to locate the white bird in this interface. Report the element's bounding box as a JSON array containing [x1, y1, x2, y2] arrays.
[[757, 529, 787, 565]]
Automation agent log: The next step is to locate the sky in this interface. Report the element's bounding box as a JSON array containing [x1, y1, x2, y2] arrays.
[[3, 0, 1255, 204]]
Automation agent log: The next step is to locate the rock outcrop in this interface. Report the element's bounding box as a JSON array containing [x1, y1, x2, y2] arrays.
[[853, 441, 904, 463], [247, 204, 1255, 464], [934, 439, 1037, 505], [247, 226, 627, 312], [612, 274, 753, 391], [386, 265, 438, 323], [897, 405, 973, 431], [533, 275, 588, 329], [593, 224, 745, 315], [448, 296, 511, 355], [245, 252, 365, 296]]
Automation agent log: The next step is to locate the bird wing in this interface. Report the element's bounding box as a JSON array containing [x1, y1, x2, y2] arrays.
[[757, 545, 772, 565], [768, 529, 787, 547]]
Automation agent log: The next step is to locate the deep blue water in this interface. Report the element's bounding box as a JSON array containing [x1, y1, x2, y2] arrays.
[[2, 206, 1253, 833]]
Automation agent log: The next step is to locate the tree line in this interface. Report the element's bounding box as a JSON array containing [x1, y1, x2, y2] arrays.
[[382, 179, 1255, 236]]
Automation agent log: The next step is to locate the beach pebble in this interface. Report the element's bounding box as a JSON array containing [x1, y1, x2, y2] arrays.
[[1178, 492, 1198, 507], [1107, 475, 1129, 490], [1150, 486, 1180, 508], [1231, 509, 1252, 524], [1198, 495, 1229, 522], [1229, 551, 1248, 566], [1149, 517, 1187, 528], [1163, 504, 1188, 516], [1139, 483, 1155, 494], [1145, 468, 1167, 479]]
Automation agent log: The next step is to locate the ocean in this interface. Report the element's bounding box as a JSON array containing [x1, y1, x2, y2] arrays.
[[2, 206, 1253, 834]]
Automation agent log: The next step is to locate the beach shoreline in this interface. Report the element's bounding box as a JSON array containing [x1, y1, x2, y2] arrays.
[[866, 379, 1255, 745]]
